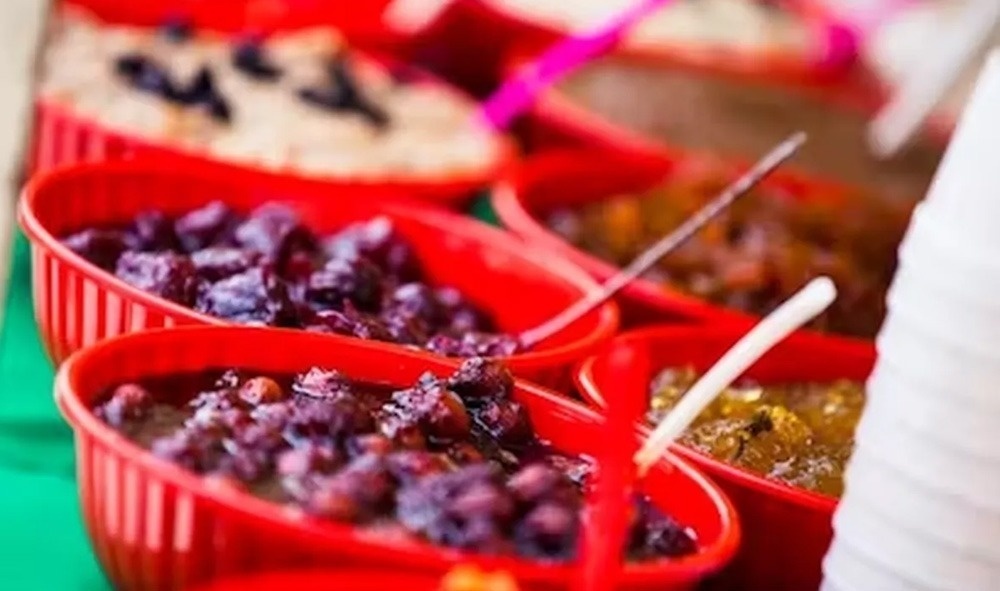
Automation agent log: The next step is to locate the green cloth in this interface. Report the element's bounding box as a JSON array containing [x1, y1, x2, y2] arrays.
[[0, 196, 500, 588]]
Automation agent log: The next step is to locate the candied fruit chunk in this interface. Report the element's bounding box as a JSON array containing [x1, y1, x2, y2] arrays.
[[396, 464, 514, 553], [632, 499, 698, 558], [115, 251, 198, 305], [190, 247, 261, 282], [384, 382, 471, 442], [513, 502, 578, 559], [174, 201, 238, 252], [324, 217, 419, 281], [276, 443, 342, 479], [234, 203, 316, 262], [385, 450, 449, 484], [305, 254, 384, 312], [449, 358, 514, 403], [506, 464, 575, 506], [302, 454, 394, 521], [129, 210, 180, 252], [477, 399, 532, 446], [283, 397, 374, 445], [96, 383, 153, 427], [63, 228, 129, 271], [195, 267, 298, 326], [307, 307, 395, 342]]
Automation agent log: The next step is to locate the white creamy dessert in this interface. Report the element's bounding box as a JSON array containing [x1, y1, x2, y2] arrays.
[[39, 8, 504, 180], [488, 0, 811, 55]]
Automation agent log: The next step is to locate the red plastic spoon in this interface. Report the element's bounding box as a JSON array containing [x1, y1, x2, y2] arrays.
[[576, 340, 649, 591]]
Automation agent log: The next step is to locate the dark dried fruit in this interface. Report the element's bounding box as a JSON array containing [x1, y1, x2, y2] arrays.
[[449, 358, 514, 403], [477, 399, 532, 445], [174, 201, 238, 252], [96, 383, 153, 427], [305, 254, 384, 312], [232, 39, 282, 80], [196, 267, 298, 326], [292, 367, 352, 400], [297, 56, 388, 128], [63, 228, 128, 271], [190, 247, 261, 282], [115, 251, 198, 305]]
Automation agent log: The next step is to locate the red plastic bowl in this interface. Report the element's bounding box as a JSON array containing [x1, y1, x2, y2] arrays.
[[491, 148, 879, 339], [33, 3, 515, 208], [56, 326, 740, 590], [482, 0, 852, 78], [18, 160, 618, 389], [575, 325, 874, 591], [187, 570, 516, 591]]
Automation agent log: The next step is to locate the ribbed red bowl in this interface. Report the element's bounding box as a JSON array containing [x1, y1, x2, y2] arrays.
[[575, 325, 874, 591], [18, 160, 618, 389], [56, 326, 741, 590], [33, 1, 515, 208], [188, 570, 519, 591], [491, 147, 871, 337]]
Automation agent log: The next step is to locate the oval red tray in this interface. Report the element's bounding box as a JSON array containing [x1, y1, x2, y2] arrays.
[[575, 324, 874, 590], [57, 325, 741, 590], [18, 160, 618, 389]]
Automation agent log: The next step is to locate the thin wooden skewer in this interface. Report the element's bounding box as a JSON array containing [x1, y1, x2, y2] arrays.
[[868, 0, 1000, 159], [519, 131, 807, 348], [634, 276, 837, 474]]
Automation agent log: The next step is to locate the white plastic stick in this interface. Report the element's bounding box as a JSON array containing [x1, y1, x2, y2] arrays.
[[868, 0, 1000, 159], [634, 277, 838, 473]]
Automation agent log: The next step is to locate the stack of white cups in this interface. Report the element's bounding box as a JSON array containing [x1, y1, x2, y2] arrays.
[[823, 49, 1000, 591]]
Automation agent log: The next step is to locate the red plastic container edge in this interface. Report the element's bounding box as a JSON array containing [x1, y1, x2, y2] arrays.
[[574, 324, 875, 590], [18, 160, 619, 390], [57, 325, 741, 590], [187, 570, 491, 591], [34, 2, 517, 208], [491, 146, 881, 345]]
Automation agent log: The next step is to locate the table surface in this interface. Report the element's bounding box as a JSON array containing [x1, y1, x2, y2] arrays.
[[0, 197, 499, 589]]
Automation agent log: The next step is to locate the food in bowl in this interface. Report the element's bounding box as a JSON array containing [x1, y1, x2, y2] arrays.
[[553, 55, 943, 201], [39, 7, 503, 180], [488, 0, 811, 55], [648, 366, 863, 498], [62, 200, 524, 356], [545, 168, 910, 338], [94, 357, 698, 559]]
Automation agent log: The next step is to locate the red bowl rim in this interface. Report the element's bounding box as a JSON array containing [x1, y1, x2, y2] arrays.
[[18, 159, 619, 366], [574, 324, 876, 514], [187, 569, 459, 591], [491, 148, 883, 348], [56, 325, 741, 583]]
